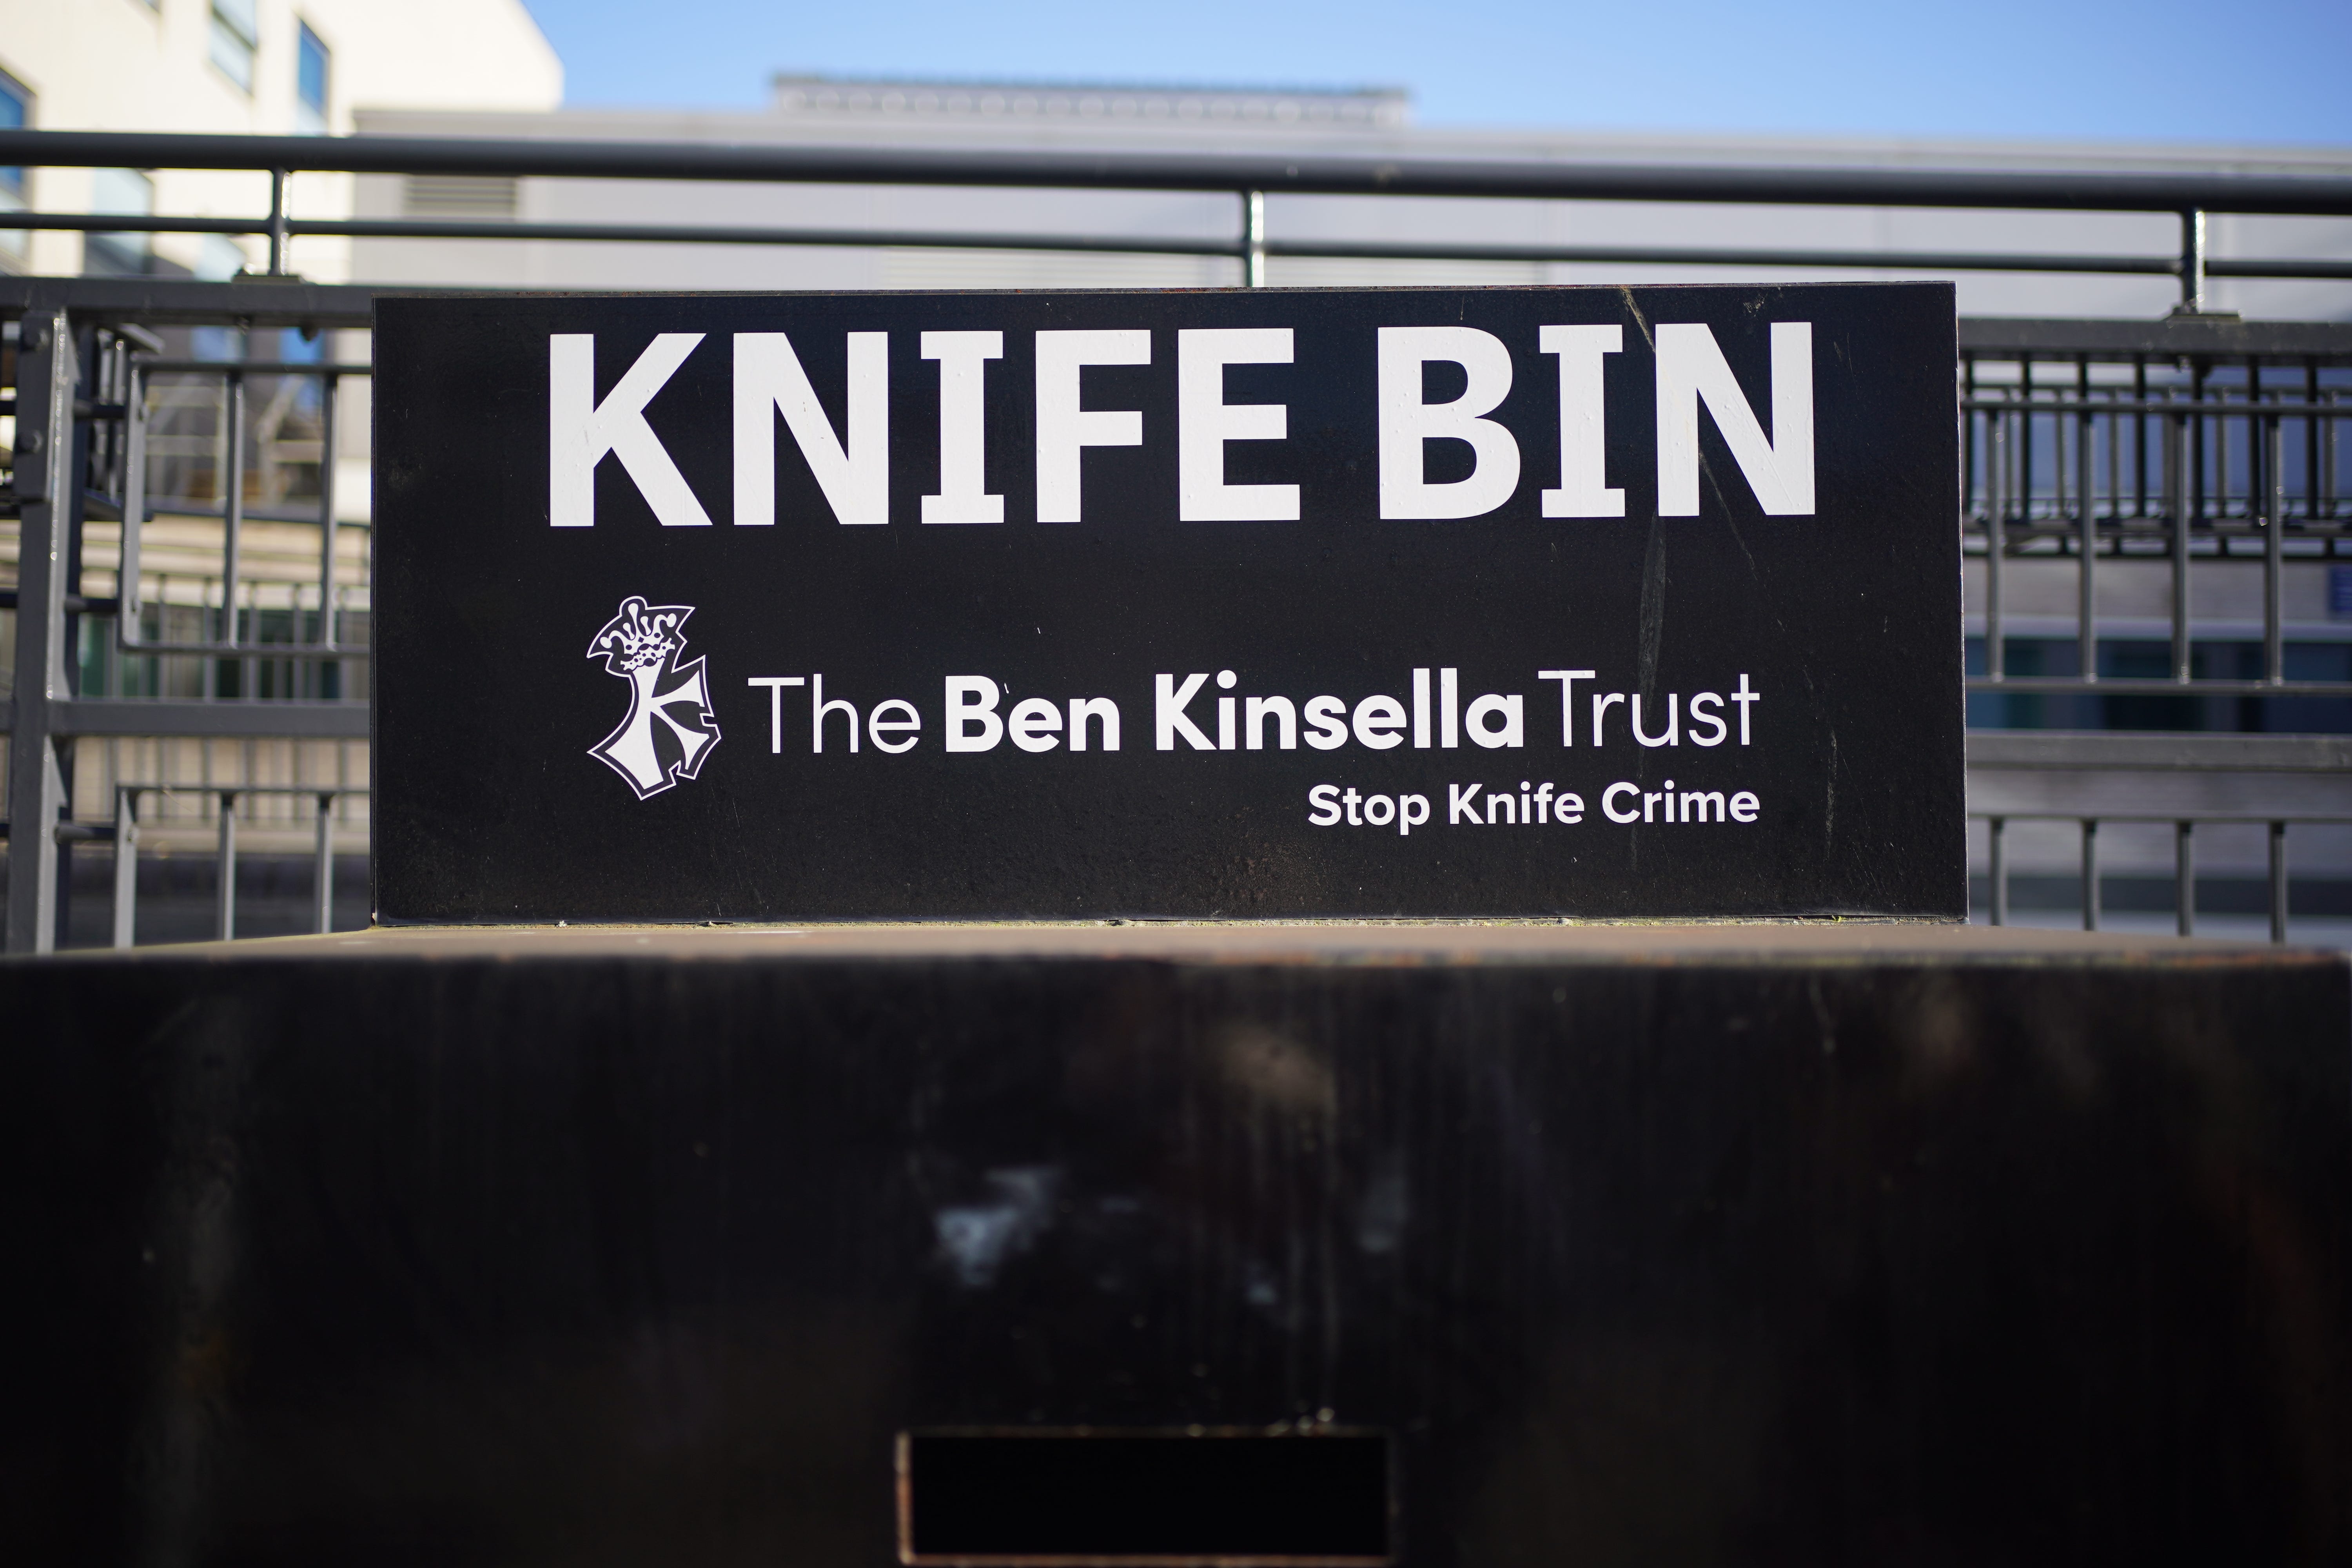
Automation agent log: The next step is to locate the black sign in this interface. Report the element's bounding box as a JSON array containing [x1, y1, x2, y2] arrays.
[[373, 283, 1960, 922]]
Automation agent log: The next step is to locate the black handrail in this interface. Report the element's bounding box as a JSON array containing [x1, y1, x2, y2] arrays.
[[3, 129, 2350, 213]]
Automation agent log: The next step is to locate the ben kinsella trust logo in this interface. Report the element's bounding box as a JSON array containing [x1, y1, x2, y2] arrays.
[[587, 596, 720, 800]]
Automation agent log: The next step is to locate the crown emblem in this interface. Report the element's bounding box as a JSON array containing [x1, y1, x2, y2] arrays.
[[587, 595, 720, 799]]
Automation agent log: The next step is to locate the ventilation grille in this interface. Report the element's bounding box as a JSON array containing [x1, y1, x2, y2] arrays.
[[401, 175, 518, 219]]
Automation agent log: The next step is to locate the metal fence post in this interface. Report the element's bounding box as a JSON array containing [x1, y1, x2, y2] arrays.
[[267, 167, 289, 276], [5, 301, 80, 955], [1241, 191, 1266, 288], [2265, 412, 2285, 685], [1985, 405, 2005, 682], [2174, 820, 2195, 938], [314, 791, 336, 935], [216, 790, 240, 941], [2178, 209, 2206, 313], [111, 787, 140, 950], [1987, 816, 2007, 926], [2077, 360, 2098, 684], [2081, 818, 2100, 932], [2269, 820, 2288, 944]]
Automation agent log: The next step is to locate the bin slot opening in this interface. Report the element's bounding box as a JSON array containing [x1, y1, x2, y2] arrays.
[[898, 1430, 1392, 1566]]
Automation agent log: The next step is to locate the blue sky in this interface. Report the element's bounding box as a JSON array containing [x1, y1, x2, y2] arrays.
[[522, 0, 2352, 146]]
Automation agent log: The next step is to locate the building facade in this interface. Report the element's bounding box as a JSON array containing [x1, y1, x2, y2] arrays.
[[0, 0, 560, 280]]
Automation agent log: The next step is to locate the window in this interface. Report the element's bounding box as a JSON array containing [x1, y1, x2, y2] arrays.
[[0, 68, 29, 262], [84, 167, 153, 278], [211, 0, 258, 93], [296, 24, 329, 134]]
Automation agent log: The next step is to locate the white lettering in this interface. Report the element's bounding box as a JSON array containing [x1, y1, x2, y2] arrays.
[[745, 675, 805, 753], [1352, 694, 1407, 750], [1399, 793, 1430, 835], [1177, 328, 1298, 521], [1377, 327, 1521, 520], [549, 332, 711, 528], [869, 699, 922, 755], [945, 676, 1003, 752], [1036, 329, 1149, 523], [811, 673, 859, 753], [1536, 669, 1597, 745], [1303, 695, 1348, 751], [1688, 692, 1728, 747], [1655, 321, 1813, 517], [1632, 693, 1679, 748], [1539, 324, 1624, 518], [1155, 672, 1214, 751], [733, 332, 889, 526], [1465, 693, 1524, 749], [920, 330, 1004, 525], [1068, 697, 1121, 752], [1008, 696, 1062, 753]]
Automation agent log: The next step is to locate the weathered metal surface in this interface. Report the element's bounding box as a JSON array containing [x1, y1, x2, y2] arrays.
[[1, 924, 2343, 1564]]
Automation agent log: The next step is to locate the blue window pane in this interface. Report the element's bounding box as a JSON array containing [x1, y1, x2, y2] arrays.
[[0, 76, 26, 198], [297, 25, 330, 134]]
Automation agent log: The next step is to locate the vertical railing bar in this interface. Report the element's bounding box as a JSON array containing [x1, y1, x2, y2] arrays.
[[223, 368, 245, 652], [2308, 358, 2323, 524], [2117, 369, 2136, 526], [2081, 818, 2100, 933], [2020, 360, 2036, 533], [2054, 366, 2069, 520], [2218, 375, 2234, 528], [120, 359, 147, 647], [2269, 820, 2288, 944], [111, 786, 139, 950], [267, 168, 289, 276], [314, 791, 336, 935], [2089, 822, 2107, 931], [2325, 387, 2339, 520], [2132, 355, 2149, 520], [1240, 191, 1266, 289], [2174, 820, 2194, 939], [2190, 359, 2207, 542], [216, 788, 238, 942], [1988, 817, 2007, 927], [318, 369, 339, 650], [1960, 354, 1975, 523], [2179, 209, 2206, 313], [2266, 409, 2285, 686], [2078, 356, 2096, 682], [1986, 399, 2005, 681], [2172, 402, 2192, 683]]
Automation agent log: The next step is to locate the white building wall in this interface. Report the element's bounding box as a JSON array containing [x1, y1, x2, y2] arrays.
[[0, 0, 561, 280]]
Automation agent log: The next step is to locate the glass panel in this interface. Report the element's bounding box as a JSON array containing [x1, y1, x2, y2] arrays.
[[84, 167, 153, 277], [296, 24, 329, 134], [210, 0, 258, 90], [0, 73, 26, 260]]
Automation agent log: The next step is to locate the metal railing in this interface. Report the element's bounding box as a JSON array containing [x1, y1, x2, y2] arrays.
[[7, 129, 2352, 952], [3, 128, 2352, 305], [1977, 812, 2348, 940], [103, 782, 364, 946], [1962, 320, 2352, 702]]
